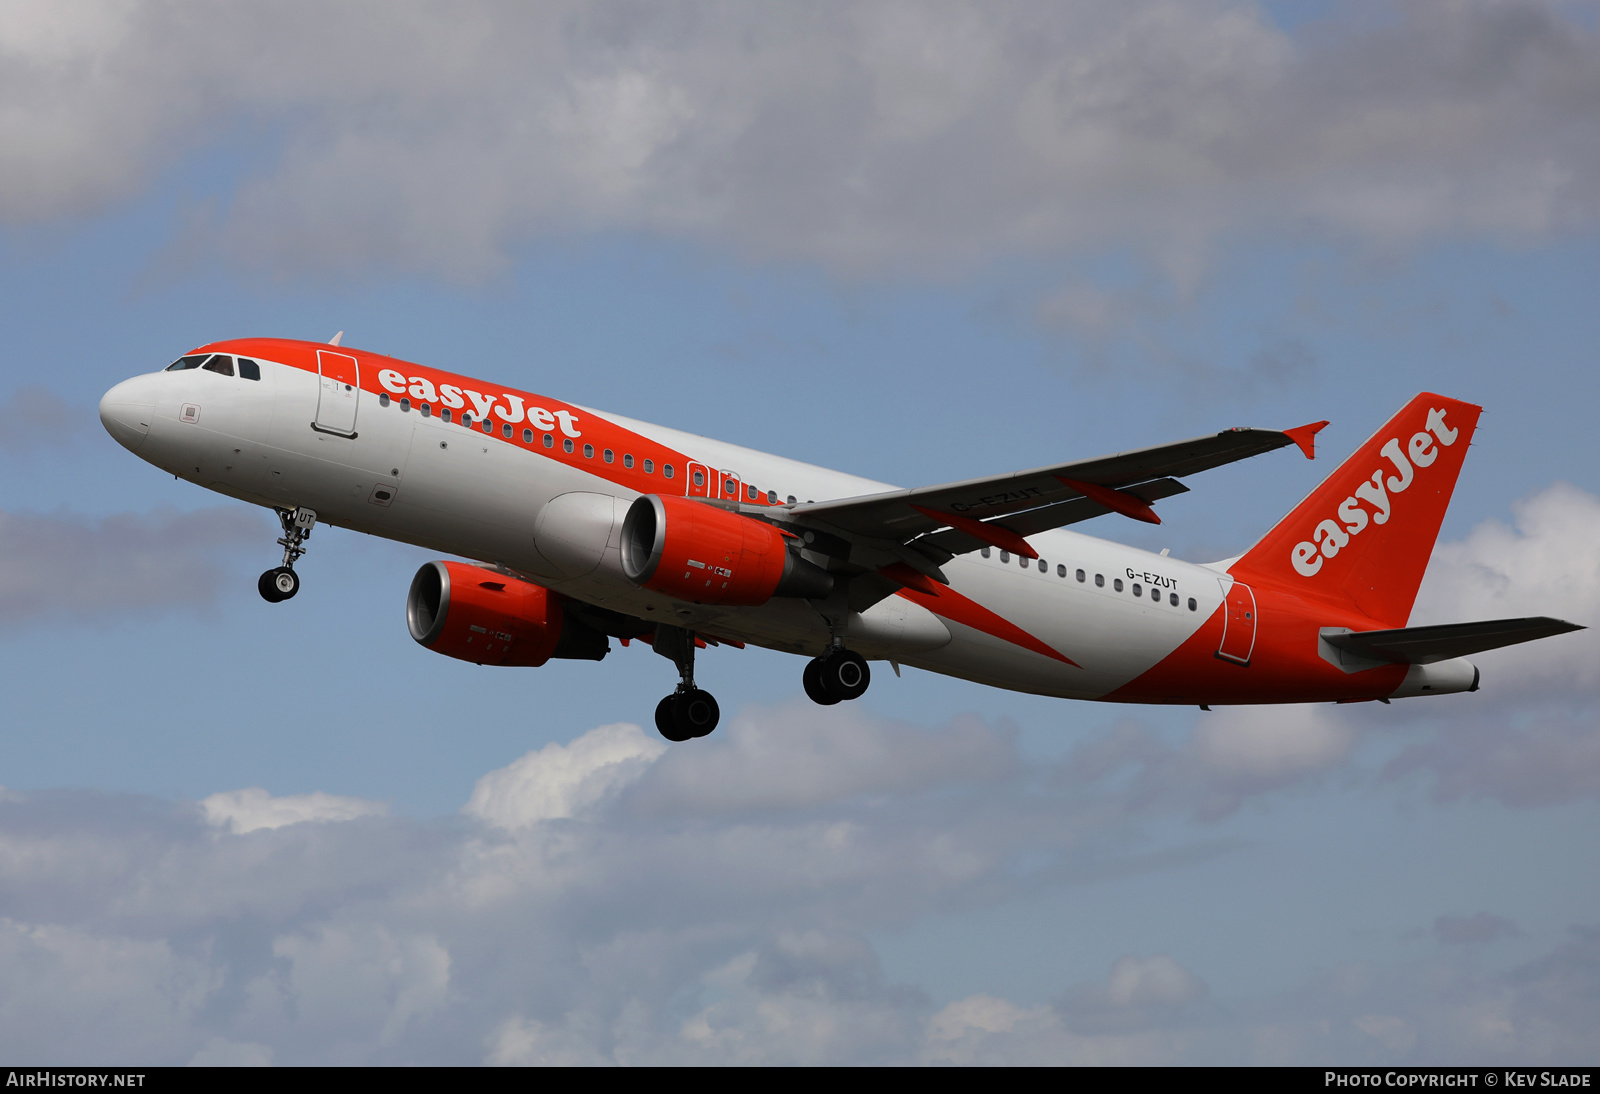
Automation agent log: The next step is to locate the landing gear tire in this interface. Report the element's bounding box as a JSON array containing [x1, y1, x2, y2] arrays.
[[655, 688, 720, 741], [655, 695, 690, 742], [803, 657, 841, 706], [258, 567, 299, 603], [813, 649, 870, 702]]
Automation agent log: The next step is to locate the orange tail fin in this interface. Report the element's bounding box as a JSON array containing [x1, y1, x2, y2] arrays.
[[1231, 393, 1481, 627]]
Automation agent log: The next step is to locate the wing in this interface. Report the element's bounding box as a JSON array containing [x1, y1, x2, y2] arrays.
[[778, 422, 1326, 559]]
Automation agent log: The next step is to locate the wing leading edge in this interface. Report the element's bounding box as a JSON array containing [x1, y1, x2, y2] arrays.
[[779, 422, 1327, 558]]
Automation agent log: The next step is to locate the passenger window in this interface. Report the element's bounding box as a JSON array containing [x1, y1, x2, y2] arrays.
[[564, 438, 574, 453], [483, 419, 494, 433], [644, 459, 654, 473], [237, 358, 261, 381], [583, 443, 593, 458], [767, 490, 777, 504], [1095, 574, 1104, 587], [523, 428, 533, 442], [1169, 592, 1179, 606], [693, 470, 705, 486], [604, 448, 614, 463], [202, 355, 234, 376], [461, 413, 472, 427], [379, 393, 391, 407], [724, 480, 736, 496], [787, 495, 796, 505], [1188, 597, 1197, 611], [543, 434, 553, 448], [401, 397, 411, 412], [421, 403, 432, 417], [1077, 569, 1086, 582], [496, 422, 507, 437], [981, 547, 991, 559], [665, 464, 675, 479], [624, 454, 634, 469], [442, 408, 451, 423], [1057, 564, 1066, 577], [1019, 555, 1028, 568], [1132, 583, 1141, 597], [1114, 579, 1123, 592]]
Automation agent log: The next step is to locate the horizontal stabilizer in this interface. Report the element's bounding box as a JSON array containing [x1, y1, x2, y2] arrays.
[[1320, 617, 1584, 665]]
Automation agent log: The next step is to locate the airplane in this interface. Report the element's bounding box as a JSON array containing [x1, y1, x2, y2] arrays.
[[98, 336, 1583, 741]]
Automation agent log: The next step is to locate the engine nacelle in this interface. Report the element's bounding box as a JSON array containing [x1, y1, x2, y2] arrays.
[[406, 561, 607, 666], [620, 494, 833, 606]]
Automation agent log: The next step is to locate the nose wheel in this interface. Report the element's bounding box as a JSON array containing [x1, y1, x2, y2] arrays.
[[804, 648, 870, 704], [259, 506, 315, 603], [258, 567, 300, 602]]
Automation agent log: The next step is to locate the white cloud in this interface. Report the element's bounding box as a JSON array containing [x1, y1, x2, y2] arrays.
[[3, 2, 1598, 278], [1412, 481, 1600, 696], [0, 698, 1596, 1063], [464, 723, 666, 829], [199, 787, 388, 834]]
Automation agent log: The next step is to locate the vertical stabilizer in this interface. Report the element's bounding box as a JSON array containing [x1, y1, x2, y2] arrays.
[[1230, 393, 1481, 627]]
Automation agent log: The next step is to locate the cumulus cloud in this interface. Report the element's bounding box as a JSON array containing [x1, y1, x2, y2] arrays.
[[0, 708, 1596, 1064], [3, 2, 1598, 278], [200, 787, 388, 834], [464, 722, 666, 829], [0, 505, 267, 622], [1377, 482, 1600, 807]]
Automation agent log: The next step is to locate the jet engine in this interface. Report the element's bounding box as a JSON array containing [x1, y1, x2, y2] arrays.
[[406, 561, 607, 666], [620, 494, 833, 606]]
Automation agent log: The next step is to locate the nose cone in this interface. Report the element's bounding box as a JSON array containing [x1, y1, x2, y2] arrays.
[[99, 377, 154, 453]]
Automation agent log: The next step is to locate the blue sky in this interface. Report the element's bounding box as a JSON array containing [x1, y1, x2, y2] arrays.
[[1, 0, 1598, 1065]]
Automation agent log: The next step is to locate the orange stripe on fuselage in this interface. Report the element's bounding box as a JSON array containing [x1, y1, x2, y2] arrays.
[[1104, 580, 1407, 705], [894, 584, 1080, 668], [201, 337, 793, 509]]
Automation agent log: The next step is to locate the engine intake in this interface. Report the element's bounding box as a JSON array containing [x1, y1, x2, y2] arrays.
[[406, 561, 607, 666], [620, 494, 832, 606]]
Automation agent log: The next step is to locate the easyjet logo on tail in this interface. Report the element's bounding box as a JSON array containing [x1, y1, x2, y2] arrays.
[[1290, 407, 1459, 577]]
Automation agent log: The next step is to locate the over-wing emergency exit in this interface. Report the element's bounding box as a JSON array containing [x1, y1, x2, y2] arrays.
[[99, 337, 1583, 741]]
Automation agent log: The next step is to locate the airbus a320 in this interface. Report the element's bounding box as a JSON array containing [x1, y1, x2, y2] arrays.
[[99, 337, 1582, 741]]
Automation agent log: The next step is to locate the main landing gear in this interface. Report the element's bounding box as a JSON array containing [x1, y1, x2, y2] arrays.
[[259, 506, 316, 603], [802, 647, 871, 706], [652, 625, 721, 742]]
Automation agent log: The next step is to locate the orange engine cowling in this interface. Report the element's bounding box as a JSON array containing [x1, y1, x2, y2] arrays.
[[406, 561, 605, 666], [619, 494, 833, 606]]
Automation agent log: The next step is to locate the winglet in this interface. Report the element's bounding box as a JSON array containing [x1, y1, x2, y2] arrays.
[[329, 331, 344, 346], [1282, 420, 1329, 460], [912, 505, 1038, 559], [1055, 478, 1162, 525]]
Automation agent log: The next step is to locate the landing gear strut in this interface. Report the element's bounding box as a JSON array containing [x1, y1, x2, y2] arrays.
[[259, 506, 315, 603], [651, 625, 721, 742], [804, 647, 871, 705]]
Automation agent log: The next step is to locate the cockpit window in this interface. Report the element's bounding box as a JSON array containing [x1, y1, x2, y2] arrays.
[[201, 354, 235, 377], [166, 355, 208, 371], [237, 358, 261, 381]]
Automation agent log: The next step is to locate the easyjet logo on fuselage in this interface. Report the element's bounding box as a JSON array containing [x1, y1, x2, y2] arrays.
[[376, 369, 581, 438], [1290, 406, 1459, 578]]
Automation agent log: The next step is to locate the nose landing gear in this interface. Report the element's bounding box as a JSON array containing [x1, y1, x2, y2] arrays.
[[259, 506, 316, 603], [803, 647, 871, 705], [651, 625, 721, 742]]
